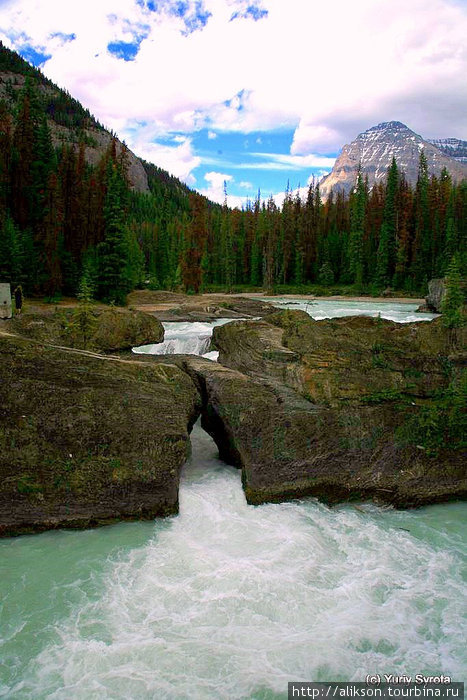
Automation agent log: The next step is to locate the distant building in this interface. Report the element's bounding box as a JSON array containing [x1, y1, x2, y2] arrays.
[[0, 283, 12, 319]]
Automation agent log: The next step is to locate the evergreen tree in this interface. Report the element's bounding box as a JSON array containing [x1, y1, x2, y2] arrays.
[[0, 215, 21, 283], [0, 100, 12, 216], [411, 150, 431, 287], [11, 78, 42, 229], [40, 171, 63, 296], [349, 165, 367, 285], [375, 157, 399, 287], [97, 162, 129, 304]]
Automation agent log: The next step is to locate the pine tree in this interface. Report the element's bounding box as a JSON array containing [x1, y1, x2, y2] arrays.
[[97, 162, 129, 304], [11, 79, 42, 229], [0, 100, 12, 217], [411, 150, 431, 288], [72, 273, 97, 349], [40, 171, 63, 296], [318, 240, 335, 286], [349, 165, 367, 285], [0, 215, 21, 283], [375, 158, 399, 287], [182, 193, 207, 293], [263, 196, 278, 293]]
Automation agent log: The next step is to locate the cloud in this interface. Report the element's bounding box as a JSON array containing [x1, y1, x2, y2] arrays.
[[124, 133, 201, 184], [207, 130, 217, 139], [0, 0, 466, 187], [198, 170, 247, 207], [107, 40, 140, 61], [230, 1, 268, 22], [251, 152, 336, 170]]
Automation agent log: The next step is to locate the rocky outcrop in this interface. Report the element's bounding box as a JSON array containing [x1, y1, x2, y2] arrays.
[[320, 121, 467, 200], [2, 306, 465, 537], [0, 70, 149, 193], [213, 311, 456, 405], [206, 311, 466, 507], [427, 138, 467, 164], [418, 279, 446, 313], [418, 278, 467, 313], [0, 333, 201, 536], [9, 307, 164, 352], [75, 126, 149, 193]]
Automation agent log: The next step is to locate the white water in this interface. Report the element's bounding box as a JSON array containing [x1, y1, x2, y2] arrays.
[[260, 298, 437, 324], [132, 320, 233, 360], [1, 423, 466, 699]]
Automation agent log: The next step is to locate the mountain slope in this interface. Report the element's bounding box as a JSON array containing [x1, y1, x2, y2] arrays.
[[320, 121, 467, 199], [426, 138, 467, 164], [0, 42, 152, 192]]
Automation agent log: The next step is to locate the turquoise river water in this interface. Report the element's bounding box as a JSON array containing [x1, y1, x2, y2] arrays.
[[1, 300, 465, 699]]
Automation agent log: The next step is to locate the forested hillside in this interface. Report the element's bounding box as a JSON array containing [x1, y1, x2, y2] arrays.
[[0, 42, 465, 303]]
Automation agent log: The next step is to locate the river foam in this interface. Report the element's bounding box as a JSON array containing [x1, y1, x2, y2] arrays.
[[1, 423, 466, 699], [132, 320, 232, 359]]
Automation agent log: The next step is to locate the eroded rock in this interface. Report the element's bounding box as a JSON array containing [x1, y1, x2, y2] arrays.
[[213, 311, 461, 406], [10, 307, 164, 352], [0, 335, 201, 536], [206, 311, 466, 507]]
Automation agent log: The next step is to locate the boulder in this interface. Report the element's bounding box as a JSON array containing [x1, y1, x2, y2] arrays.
[[419, 277, 467, 313], [213, 311, 459, 406], [9, 307, 164, 352], [205, 311, 466, 507], [0, 334, 201, 536], [419, 278, 446, 313]]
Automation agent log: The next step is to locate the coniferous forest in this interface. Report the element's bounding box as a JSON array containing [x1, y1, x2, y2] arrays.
[[0, 44, 466, 304]]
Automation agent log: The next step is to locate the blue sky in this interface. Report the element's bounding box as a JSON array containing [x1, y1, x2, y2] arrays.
[[1, 0, 466, 207], [150, 128, 334, 204]]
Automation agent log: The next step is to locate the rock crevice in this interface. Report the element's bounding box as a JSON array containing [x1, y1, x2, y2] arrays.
[[1, 308, 466, 536]]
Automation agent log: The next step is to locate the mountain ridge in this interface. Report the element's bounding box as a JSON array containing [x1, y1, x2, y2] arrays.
[[319, 121, 467, 199]]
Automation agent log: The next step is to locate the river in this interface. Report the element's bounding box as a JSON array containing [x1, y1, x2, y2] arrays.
[[1, 300, 465, 699]]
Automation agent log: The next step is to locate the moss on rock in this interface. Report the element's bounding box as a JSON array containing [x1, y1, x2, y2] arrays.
[[0, 335, 200, 536], [9, 307, 164, 352]]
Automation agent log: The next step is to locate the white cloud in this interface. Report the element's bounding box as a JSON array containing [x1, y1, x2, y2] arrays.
[[251, 152, 336, 169], [1, 0, 466, 185], [198, 170, 247, 207], [291, 124, 342, 156], [123, 133, 201, 184], [207, 130, 217, 139]]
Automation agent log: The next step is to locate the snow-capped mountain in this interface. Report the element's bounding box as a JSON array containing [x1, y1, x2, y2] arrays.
[[319, 121, 467, 199], [426, 138, 467, 164]]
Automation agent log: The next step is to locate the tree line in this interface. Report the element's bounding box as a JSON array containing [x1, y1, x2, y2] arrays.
[[0, 78, 466, 304]]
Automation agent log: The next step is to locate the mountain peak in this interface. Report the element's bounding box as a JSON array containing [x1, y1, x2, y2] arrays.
[[368, 121, 409, 133], [320, 121, 467, 199]]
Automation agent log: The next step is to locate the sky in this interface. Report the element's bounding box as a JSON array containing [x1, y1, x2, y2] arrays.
[[1, 0, 466, 207]]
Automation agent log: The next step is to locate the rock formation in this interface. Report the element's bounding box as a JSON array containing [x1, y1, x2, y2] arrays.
[[1, 306, 465, 537], [0, 333, 200, 536], [127, 290, 277, 322], [204, 311, 466, 507], [10, 307, 164, 351]]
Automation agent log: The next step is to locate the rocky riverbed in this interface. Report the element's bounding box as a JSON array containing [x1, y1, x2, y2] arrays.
[[1, 303, 465, 536]]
